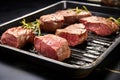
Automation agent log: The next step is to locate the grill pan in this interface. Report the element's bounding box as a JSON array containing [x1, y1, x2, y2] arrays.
[[0, 0, 120, 78]]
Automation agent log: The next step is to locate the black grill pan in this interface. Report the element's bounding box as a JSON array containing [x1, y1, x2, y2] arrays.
[[0, 0, 120, 78]]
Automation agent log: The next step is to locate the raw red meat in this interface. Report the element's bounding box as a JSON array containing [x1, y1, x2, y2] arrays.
[[34, 34, 71, 61]]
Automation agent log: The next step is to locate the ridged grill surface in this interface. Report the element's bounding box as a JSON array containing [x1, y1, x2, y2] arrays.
[[63, 32, 118, 66], [24, 31, 120, 67]]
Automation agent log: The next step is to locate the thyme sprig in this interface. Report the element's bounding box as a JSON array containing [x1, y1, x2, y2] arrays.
[[75, 7, 81, 14], [82, 6, 89, 12], [109, 17, 120, 26], [21, 19, 41, 36], [74, 6, 89, 14], [21, 19, 31, 29]]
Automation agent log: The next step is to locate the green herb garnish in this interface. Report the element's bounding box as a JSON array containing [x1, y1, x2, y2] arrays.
[[21, 19, 31, 29], [109, 17, 120, 26], [74, 6, 89, 14], [21, 19, 41, 36], [82, 6, 89, 12], [75, 7, 82, 14]]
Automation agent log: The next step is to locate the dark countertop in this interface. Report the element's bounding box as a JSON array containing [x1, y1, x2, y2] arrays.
[[0, 0, 59, 24], [0, 0, 120, 80]]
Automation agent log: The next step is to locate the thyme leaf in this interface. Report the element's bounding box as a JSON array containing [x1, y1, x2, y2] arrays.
[[21, 19, 41, 36], [109, 17, 120, 26], [21, 19, 31, 29], [74, 6, 89, 14], [75, 7, 82, 14], [82, 6, 89, 12]]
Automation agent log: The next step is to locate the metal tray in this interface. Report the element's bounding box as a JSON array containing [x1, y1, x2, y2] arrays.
[[0, 0, 120, 78]]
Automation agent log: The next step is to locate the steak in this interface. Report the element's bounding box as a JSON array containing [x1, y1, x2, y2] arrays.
[[55, 23, 88, 46], [55, 9, 77, 25], [55, 8, 92, 25], [76, 10, 92, 21], [39, 13, 64, 32], [34, 34, 71, 61], [1, 26, 35, 48], [79, 16, 119, 36]]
